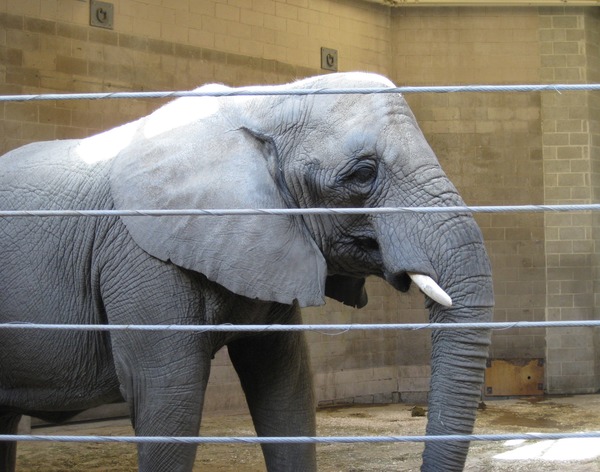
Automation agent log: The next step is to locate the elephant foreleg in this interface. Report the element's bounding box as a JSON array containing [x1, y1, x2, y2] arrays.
[[0, 413, 21, 472], [228, 319, 317, 472], [111, 332, 212, 472]]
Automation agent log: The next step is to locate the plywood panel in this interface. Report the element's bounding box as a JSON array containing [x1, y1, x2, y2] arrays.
[[484, 359, 544, 396]]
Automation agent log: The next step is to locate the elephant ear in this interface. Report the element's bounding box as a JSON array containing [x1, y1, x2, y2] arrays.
[[108, 104, 327, 308], [325, 275, 368, 308]]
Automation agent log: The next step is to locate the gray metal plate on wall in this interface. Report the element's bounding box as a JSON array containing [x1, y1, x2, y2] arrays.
[[321, 48, 338, 72], [90, 1, 114, 30]]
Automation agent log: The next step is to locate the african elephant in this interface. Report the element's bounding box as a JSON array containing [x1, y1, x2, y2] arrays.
[[0, 72, 493, 471]]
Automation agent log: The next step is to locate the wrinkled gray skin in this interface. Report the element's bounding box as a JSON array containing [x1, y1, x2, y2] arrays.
[[0, 73, 493, 471]]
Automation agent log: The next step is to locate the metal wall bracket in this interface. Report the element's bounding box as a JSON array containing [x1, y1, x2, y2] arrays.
[[321, 48, 338, 72], [90, 1, 114, 30]]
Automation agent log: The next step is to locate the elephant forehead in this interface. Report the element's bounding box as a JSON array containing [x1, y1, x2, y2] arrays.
[[338, 102, 417, 148], [293, 71, 395, 90]]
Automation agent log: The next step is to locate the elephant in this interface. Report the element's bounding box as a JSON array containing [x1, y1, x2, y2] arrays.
[[0, 72, 493, 471]]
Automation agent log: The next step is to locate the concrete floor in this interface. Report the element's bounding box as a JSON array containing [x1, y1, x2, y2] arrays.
[[14, 394, 600, 471]]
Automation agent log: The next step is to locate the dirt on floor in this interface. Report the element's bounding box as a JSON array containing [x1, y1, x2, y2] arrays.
[[15, 394, 600, 471]]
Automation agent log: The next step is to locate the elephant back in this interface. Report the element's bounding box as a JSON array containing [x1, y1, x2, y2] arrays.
[[0, 140, 115, 212]]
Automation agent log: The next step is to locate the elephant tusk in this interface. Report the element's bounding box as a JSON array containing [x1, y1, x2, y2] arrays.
[[408, 272, 453, 307]]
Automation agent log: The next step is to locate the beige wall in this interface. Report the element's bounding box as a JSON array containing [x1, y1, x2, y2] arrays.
[[589, 10, 600, 391], [540, 7, 600, 393], [1, 0, 599, 412]]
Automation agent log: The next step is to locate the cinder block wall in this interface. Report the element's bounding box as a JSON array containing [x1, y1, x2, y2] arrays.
[[589, 11, 600, 392], [0, 0, 392, 154], [539, 7, 600, 393], [1, 1, 599, 412]]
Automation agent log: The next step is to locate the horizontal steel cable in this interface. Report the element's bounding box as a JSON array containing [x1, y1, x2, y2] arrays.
[[1, 320, 599, 332], [2, 431, 600, 444], [1, 84, 600, 102], [1, 203, 600, 218]]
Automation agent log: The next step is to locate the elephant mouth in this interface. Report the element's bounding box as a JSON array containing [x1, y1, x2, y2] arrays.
[[353, 236, 453, 307], [386, 271, 412, 292]]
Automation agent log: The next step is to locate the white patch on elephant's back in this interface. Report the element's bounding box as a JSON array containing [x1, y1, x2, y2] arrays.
[[76, 121, 139, 164], [143, 84, 225, 139], [76, 84, 226, 164]]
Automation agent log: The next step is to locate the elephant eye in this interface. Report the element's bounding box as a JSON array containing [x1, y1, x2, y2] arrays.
[[345, 159, 378, 187]]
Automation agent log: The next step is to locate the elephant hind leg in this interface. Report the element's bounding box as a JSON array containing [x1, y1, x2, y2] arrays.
[[0, 413, 22, 472], [227, 311, 317, 472]]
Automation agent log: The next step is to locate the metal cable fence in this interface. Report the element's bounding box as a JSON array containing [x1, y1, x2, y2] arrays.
[[1, 83, 599, 454]]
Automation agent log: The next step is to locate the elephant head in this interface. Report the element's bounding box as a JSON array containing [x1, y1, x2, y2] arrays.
[[108, 72, 494, 470]]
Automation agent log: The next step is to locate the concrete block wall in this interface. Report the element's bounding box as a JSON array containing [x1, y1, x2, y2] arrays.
[[304, 277, 432, 407], [0, 0, 391, 154], [2, 1, 600, 412], [589, 10, 600, 392], [539, 7, 599, 393]]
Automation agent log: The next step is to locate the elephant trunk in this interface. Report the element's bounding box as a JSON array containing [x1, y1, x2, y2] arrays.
[[378, 211, 493, 470], [423, 303, 492, 470], [421, 219, 493, 471]]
